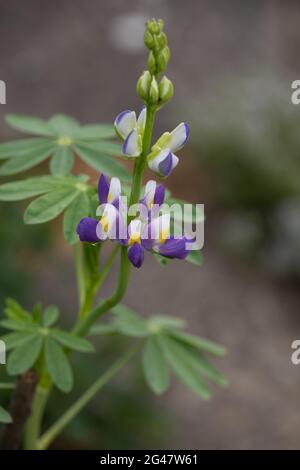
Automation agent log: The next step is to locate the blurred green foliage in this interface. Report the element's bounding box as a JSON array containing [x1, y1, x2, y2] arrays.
[[189, 79, 300, 276]]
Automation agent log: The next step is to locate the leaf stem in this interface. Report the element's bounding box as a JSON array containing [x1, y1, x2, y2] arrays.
[[36, 345, 138, 450], [23, 386, 49, 450]]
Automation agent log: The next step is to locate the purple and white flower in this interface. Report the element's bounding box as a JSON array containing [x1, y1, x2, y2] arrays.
[[147, 122, 189, 177], [77, 175, 190, 269], [114, 107, 147, 157]]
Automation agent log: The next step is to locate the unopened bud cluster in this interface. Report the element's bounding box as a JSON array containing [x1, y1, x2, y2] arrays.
[[136, 18, 174, 107]]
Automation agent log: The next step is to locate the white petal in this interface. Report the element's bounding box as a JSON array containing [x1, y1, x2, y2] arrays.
[[171, 154, 179, 170], [169, 122, 189, 152], [108, 177, 121, 203], [143, 180, 156, 208], [147, 148, 174, 177], [147, 148, 169, 174], [129, 219, 142, 237], [96, 204, 117, 240], [114, 110, 136, 140], [137, 107, 147, 132], [122, 129, 141, 157], [145, 213, 170, 242]]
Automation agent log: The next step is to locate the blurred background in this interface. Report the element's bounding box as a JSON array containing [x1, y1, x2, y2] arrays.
[[1, 0, 300, 449]]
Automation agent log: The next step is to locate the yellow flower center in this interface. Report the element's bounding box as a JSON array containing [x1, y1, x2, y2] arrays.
[[100, 216, 109, 233], [159, 228, 169, 245], [129, 233, 141, 246]]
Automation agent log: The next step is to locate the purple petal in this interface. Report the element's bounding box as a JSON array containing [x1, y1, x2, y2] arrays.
[[77, 217, 100, 243], [98, 174, 109, 204], [158, 151, 173, 177], [158, 237, 189, 259], [128, 243, 144, 268], [154, 184, 165, 206], [183, 123, 190, 145]]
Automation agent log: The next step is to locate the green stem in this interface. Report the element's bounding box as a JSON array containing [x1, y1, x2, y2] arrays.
[[79, 244, 120, 318], [74, 245, 130, 337], [36, 345, 138, 450], [74, 243, 85, 310], [23, 386, 49, 450], [130, 105, 156, 206]]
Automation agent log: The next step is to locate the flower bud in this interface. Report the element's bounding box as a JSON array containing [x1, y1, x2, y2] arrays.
[[144, 30, 154, 49], [158, 32, 167, 49], [159, 76, 174, 104], [148, 19, 160, 34], [157, 46, 170, 72], [149, 77, 159, 104], [157, 19, 165, 31], [136, 70, 152, 101], [147, 51, 156, 75]]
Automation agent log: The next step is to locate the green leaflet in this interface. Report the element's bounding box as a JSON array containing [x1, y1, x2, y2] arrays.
[[75, 145, 131, 181], [186, 249, 203, 266], [157, 335, 211, 399], [7, 334, 43, 376], [43, 306, 59, 328], [63, 192, 90, 244], [147, 314, 186, 330], [24, 187, 80, 224], [0, 319, 38, 332], [0, 138, 53, 159], [45, 336, 73, 393], [0, 406, 12, 424], [0, 331, 37, 351], [0, 144, 55, 176], [76, 140, 121, 156], [5, 114, 54, 136], [142, 337, 169, 394], [48, 114, 79, 135], [4, 298, 32, 322], [0, 175, 89, 201], [73, 124, 115, 140], [168, 330, 226, 356], [50, 146, 74, 175], [110, 304, 148, 337], [50, 329, 94, 352]]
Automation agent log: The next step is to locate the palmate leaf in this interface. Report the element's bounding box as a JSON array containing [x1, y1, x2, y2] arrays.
[[75, 144, 130, 181], [63, 192, 90, 244], [142, 337, 169, 394], [50, 146, 74, 176], [0, 406, 12, 424], [45, 336, 73, 393], [24, 187, 80, 224], [1, 113, 121, 177]]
